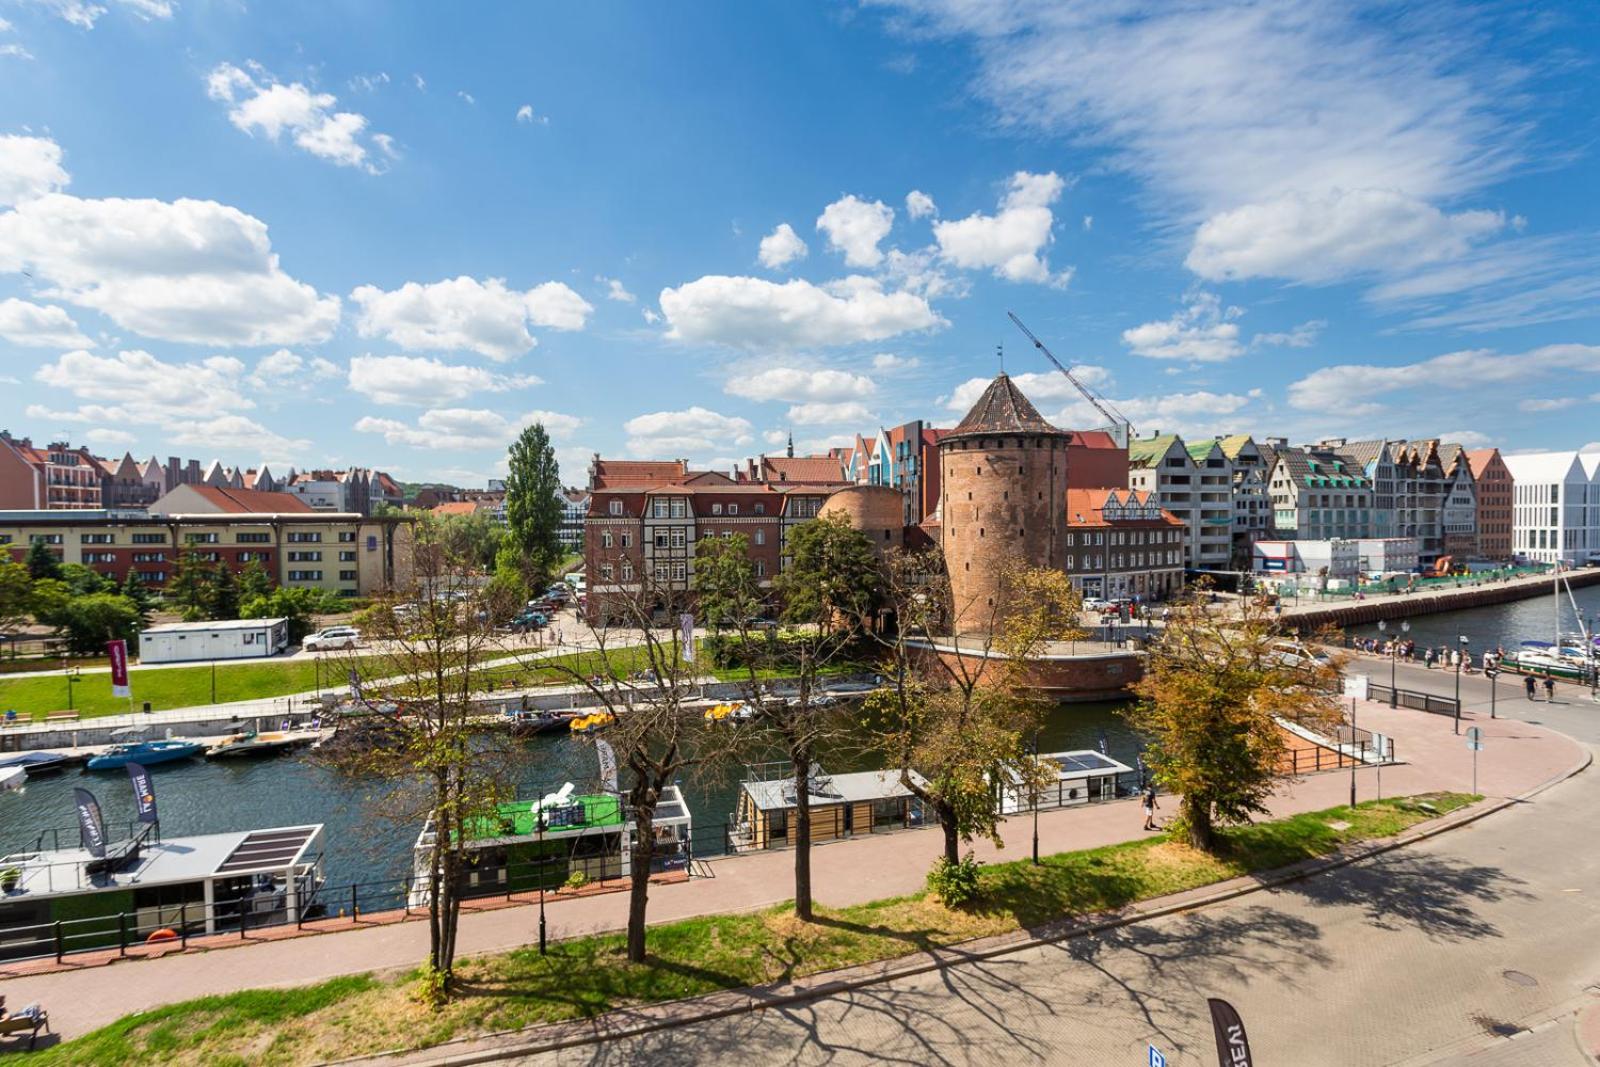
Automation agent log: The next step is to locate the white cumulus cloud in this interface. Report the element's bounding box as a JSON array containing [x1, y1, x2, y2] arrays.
[[0, 298, 92, 347], [349, 276, 593, 361], [758, 223, 808, 270], [787, 400, 874, 426], [816, 195, 894, 268], [658, 274, 944, 350], [347, 354, 540, 406], [1121, 291, 1243, 362], [356, 407, 579, 451], [0, 134, 69, 206], [905, 190, 937, 220], [933, 170, 1067, 285], [207, 62, 393, 174], [0, 193, 340, 346], [726, 366, 876, 404], [624, 406, 753, 456]]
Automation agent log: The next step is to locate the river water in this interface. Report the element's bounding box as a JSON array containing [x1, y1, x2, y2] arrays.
[[1340, 578, 1600, 655], [0, 702, 1141, 893]]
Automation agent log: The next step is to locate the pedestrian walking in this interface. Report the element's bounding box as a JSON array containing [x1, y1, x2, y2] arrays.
[[1525, 675, 1537, 700], [1142, 786, 1159, 831], [1425, 647, 1437, 669], [1544, 676, 1556, 701]]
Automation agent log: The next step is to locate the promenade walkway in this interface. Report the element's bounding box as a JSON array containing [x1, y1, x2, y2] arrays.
[[0, 696, 1581, 1041]]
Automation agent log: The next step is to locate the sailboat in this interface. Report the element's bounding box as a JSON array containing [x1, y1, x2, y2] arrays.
[[1504, 569, 1597, 682]]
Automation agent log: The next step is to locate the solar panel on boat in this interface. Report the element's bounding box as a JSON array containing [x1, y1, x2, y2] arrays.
[[1054, 753, 1117, 773], [215, 827, 317, 874]]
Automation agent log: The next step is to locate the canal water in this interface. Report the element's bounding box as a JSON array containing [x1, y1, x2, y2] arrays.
[[1340, 578, 1600, 655], [0, 701, 1142, 893]]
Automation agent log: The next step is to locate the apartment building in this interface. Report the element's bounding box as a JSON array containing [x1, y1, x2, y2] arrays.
[[1063, 488, 1186, 601], [838, 421, 944, 526], [0, 507, 413, 598], [1266, 445, 1375, 541], [1217, 434, 1271, 567], [558, 488, 589, 550], [1439, 445, 1479, 558], [1127, 433, 1212, 570], [1504, 451, 1600, 566], [0, 434, 103, 510], [1466, 448, 1514, 561], [1183, 438, 1236, 572]]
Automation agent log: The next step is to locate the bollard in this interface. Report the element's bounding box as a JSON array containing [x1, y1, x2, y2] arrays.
[[181, 902, 189, 948], [119, 912, 127, 957]]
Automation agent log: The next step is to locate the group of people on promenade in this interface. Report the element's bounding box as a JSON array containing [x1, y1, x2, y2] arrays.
[[1349, 637, 1565, 699]]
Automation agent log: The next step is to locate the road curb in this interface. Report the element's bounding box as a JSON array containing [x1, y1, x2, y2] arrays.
[[339, 744, 1594, 1067]]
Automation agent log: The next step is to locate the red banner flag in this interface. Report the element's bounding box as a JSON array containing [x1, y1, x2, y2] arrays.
[[107, 638, 131, 698]]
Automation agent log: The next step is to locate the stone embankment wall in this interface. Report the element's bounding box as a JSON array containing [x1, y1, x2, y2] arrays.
[[1283, 568, 1600, 631]]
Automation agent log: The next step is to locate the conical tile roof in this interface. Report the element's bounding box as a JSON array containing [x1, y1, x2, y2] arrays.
[[946, 372, 1066, 439]]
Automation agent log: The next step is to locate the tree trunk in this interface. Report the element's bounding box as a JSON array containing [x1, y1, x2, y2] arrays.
[[792, 744, 813, 922], [1184, 796, 1214, 852], [940, 805, 960, 865], [627, 805, 655, 963]]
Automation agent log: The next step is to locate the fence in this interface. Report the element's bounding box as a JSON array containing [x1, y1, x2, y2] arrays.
[[1366, 681, 1460, 717]]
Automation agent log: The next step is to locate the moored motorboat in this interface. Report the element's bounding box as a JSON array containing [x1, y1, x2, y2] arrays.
[[0, 751, 68, 778], [86, 737, 206, 770], [206, 731, 298, 759]]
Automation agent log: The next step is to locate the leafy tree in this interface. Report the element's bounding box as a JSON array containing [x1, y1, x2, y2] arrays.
[[435, 511, 504, 573], [504, 422, 563, 585], [1124, 588, 1345, 851], [24, 539, 60, 581], [166, 551, 210, 621], [205, 560, 240, 620], [778, 513, 885, 631], [867, 550, 1076, 866], [239, 559, 274, 602], [692, 532, 766, 632], [120, 570, 156, 628], [58, 563, 116, 597], [241, 586, 343, 642], [320, 519, 523, 1002], [0, 560, 33, 642], [48, 592, 141, 655]]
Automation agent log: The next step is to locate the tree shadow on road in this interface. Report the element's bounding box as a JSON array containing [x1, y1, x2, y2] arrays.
[[1278, 848, 1528, 942]]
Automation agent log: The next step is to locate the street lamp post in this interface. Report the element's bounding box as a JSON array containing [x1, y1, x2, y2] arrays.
[[62, 659, 81, 711], [1378, 619, 1409, 707], [1486, 666, 1498, 719], [1453, 635, 1468, 735], [1030, 728, 1041, 866], [537, 805, 548, 956]]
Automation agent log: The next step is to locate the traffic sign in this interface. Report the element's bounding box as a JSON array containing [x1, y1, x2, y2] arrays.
[[1149, 1045, 1167, 1067], [1466, 726, 1484, 752]]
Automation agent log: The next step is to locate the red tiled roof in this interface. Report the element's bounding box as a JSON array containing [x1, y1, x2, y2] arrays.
[[1065, 487, 1181, 527], [1464, 448, 1503, 480], [186, 486, 314, 513], [760, 456, 846, 485], [591, 459, 689, 489], [1068, 430, 1120, 450]]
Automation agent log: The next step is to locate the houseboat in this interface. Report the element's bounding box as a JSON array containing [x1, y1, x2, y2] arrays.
[[0, 823, 326, 961], [408, 782, 692, 907], [995, 750, 1134, 815], [730, 763, 929, 851]]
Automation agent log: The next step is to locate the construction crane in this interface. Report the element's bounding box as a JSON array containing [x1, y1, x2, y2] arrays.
[[1006, 311, 1133, 446]]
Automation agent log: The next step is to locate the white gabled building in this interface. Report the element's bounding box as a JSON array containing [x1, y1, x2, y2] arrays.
[[1503, 451, 1600, 566]]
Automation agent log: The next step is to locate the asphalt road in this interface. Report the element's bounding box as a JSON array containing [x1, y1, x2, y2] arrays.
[[508, 663, 1600, 1067]]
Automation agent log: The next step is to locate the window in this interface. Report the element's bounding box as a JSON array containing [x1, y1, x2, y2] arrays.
[[602, 531, 614, 549], [236, 532, 271, 544], [754, 503, 765, 515], [669, 499, 687, 518], [728, 504, 739, 516], [339, 570, 358, 581], [84, 552, 115, 563], [288, 570, 323, 581], [287, 532, 322, 543], [621, 532, 632, 548], [138, 571, 165, 583], [754, 529, 765, 546], [711, 503, 723, 515], [340, 551, 356, 562], [672, 561, 687, 581], [238, 552, 269, 563], [609, 500, 624, 516], [288, 551, 322, 562], [185, 532, 218, 544], [131, 532, 166, 544], [654, 564, 670, 582], [195, 552, 221, 562], [600, 563, 614, 580], [29, 534, 63, 545], [620, 561, 633, 580], [81, 533, 114, 544], [755, 560, 766, 577], [670, 529, 685, 548], [338, 531, 356, 542], [655, 531, 669, 548], [653, 500, 668, 518], [133, 552, 166, 563]]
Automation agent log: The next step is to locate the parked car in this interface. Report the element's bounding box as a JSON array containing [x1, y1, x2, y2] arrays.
[[1270, 640, 1332, 670], [1082, 597, 1111, 612], [304, 626, 360, 651]]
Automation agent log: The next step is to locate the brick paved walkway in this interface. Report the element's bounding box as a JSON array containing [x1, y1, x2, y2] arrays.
[[0, 698, 1581, 1041]]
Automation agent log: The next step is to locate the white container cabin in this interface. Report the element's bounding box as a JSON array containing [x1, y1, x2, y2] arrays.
[[139, 617, 290, 664], [731, 764, 929, 851]]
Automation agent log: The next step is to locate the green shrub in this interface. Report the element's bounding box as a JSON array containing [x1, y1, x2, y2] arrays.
[[926, 853, 982, 907], [563, 870, 590, 891]]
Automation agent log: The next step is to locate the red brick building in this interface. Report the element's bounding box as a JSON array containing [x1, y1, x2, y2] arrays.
[[1465, 447, 1514, 561], [1064, 488, 1186, 600], [0, 433, 103, 510]]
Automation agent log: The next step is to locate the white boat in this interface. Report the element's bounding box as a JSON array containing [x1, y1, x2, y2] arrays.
[[0, 766, 23, 794]]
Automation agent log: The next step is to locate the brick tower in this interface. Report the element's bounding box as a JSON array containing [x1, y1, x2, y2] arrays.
[[938, 373, 1069, 634]]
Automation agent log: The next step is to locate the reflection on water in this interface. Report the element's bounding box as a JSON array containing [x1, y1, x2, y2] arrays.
[[0, 701, 1142, 889]]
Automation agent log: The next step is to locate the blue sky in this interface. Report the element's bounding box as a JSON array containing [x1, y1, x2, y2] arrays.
[[1, 0, 1598, 487]]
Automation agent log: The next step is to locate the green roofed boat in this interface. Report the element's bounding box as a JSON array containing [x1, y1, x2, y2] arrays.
[[408, 782, 692, 907]]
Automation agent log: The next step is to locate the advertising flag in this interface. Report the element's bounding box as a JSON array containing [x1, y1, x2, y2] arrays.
[[680, 613, 695, 662], [596, 738, 619, 794], [107, 639, 131, 698], [126, 762, 158, 824], [1206, 998, 1254, 1067], [74, 787, 107, 859]]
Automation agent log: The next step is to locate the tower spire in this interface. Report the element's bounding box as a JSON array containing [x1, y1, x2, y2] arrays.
[[786, 430, 794, 458]]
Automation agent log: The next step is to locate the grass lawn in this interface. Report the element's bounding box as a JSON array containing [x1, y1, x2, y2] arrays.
[[36, 792, 1475, 1066], [0, 656, 390, 720]]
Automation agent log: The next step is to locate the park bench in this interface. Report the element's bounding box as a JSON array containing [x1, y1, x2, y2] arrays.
[[0, 998, 50, 1050], [43, 710, 79, 723]]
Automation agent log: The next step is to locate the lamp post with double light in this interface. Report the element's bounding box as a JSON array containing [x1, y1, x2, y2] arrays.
[[1454, 635, 1469, 734], [1377, 619, 1409, 707]]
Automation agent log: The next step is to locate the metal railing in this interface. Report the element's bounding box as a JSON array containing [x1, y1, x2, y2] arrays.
[[1366, 682, 1459, 716]]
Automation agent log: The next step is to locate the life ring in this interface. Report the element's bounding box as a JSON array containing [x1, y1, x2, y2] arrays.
[[146, 927, 178, 943]]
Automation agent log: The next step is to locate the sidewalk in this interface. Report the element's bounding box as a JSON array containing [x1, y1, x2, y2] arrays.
[[0, 698, 1581, 1041]]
